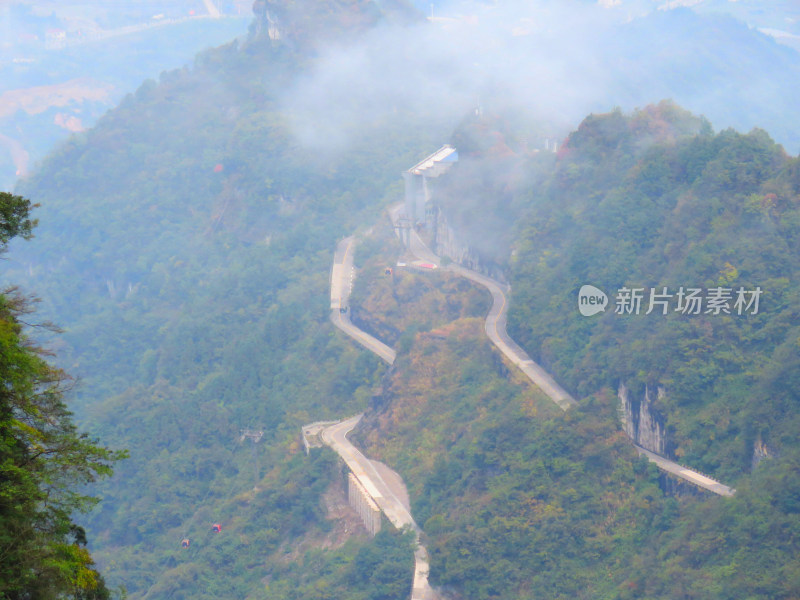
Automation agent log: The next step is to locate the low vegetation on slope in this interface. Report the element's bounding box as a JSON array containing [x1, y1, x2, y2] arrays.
[[353, 204, 800, 599], [348, 221, 491, 347], [354, 308, 671, 598]]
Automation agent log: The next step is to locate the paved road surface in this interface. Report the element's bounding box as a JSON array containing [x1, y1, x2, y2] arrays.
[[447, 263, 577, 410], [635, 445, 735, 496], [326, 235, 433, 598], [390, 204, 576, 410], [330, 237, 396, 364], [320, 416, 437, 600]]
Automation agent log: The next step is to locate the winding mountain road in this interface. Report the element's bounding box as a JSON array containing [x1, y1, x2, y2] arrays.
[[323, 237, 431, 599], [319, 415, 436, 600], [330, 236, 396, 364], [313, 198, 733, 600], [392, 204, 576, 409], [446, 263, 577, 410], [390, 204, 734, 496]]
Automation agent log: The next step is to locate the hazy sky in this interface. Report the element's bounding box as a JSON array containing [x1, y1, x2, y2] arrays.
[[283, 0, 800, 154]]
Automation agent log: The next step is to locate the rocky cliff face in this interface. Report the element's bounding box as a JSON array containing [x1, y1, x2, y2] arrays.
[[250, 0, 282, 41], [752, 434, 773, 470], [618, 383, 666, 455], [428, 205, 508, 282]]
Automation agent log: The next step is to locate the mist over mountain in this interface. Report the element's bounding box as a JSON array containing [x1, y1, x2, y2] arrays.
[[282, 0, 800, 158], [1, 1, 799, 598]]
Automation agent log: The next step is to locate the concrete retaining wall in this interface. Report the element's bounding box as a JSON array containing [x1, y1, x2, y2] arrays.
[[348, 472, 382, 536]]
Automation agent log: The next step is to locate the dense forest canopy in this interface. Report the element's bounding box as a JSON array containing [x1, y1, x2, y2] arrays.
[[3, 5, 446, 597]]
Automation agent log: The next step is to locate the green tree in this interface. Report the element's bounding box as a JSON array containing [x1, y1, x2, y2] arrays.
[[0, 194, 124, 599], [0, 192, 37, 249]]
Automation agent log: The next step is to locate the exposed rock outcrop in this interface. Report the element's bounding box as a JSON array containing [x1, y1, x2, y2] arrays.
[[752, 434, 773, 470], [618, 382, 666, 455], [250, 0, 282, 41], [428, 205, 508, 282]]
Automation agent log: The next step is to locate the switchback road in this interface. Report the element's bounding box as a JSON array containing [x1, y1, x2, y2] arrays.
[[326, 236, 431, 598], [319, 205, 732, 600], [320, 415, 436, 600], [447, 263, 577, 410], [390, 204, 734, 496], [391, 204, 576, 409], [330, 237, 396, 364]]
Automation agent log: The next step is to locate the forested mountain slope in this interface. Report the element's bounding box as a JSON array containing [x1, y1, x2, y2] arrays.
[[508, 102, 800, 480], [3, 4, 443, 597], [3, 1, 800, 598], [0, 2, 250, 189], [353, 102, 800, 599]]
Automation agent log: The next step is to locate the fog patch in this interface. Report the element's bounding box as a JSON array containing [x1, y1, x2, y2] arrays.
[[278, 1, 800, 154]]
